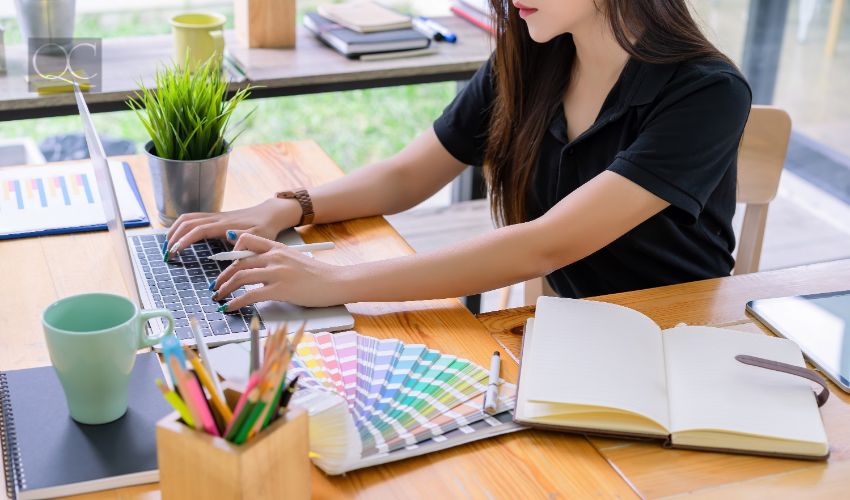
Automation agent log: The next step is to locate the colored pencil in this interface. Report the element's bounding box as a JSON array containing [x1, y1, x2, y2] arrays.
[[249, 314, 260, 375], [190, 316, 224, 398], [181, 367, 220, 437], [187, 349, 234, 423], [225, 388, 259, 442], [168, 356, 203, 431], [224, 373, 261, 437], [156, 378, 195, 427], [234, 398, 267, 444]]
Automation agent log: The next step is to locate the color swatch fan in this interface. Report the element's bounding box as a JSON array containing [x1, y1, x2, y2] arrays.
[[286, 331, 522, 474]]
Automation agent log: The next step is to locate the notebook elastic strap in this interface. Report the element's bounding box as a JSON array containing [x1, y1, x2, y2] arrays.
[[735, 354, 830, 407]]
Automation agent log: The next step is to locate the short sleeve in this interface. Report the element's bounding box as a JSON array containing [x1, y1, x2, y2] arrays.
[[433, 58, 495, 166], [608, 70, 752, 224]]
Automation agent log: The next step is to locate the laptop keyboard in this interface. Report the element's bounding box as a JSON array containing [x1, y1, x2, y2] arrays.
[[131, 234, 264, 342]]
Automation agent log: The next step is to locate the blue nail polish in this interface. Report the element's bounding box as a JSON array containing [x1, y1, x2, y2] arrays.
[[226, 230, 237, 241], [161, 240, 168, 253], [208, 279, 216, 291], [217, 304, 228, 313], [163, 250, 170, 262]]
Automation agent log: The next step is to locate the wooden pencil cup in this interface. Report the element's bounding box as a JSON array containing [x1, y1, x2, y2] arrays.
[[234, 0, 296, 48], [156, 406, 310, 499]]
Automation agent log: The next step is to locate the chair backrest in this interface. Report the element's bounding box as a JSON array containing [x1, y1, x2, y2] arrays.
[[520, 105, 792, 306], [733, 105, 791, 274]]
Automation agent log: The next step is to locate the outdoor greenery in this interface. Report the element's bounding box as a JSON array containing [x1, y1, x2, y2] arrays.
[[128, 58, 255, 160], [0, 0, 456, 172]]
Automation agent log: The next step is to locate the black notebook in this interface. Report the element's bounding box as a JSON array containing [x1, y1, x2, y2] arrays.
[[1, 352, 171, 500], [303, 12, 430, 58]]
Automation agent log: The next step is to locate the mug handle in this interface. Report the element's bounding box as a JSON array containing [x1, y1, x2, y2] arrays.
[[210, 30, 224, 57], [137, 309, 175, 348]]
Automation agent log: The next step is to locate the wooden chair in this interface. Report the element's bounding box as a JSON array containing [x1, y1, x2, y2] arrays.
[[504, 105, 792, 309]]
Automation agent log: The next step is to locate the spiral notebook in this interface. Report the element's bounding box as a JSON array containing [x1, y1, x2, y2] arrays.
[[0, 353, 171, 500]]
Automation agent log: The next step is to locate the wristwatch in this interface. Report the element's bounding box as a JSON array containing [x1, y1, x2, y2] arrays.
[[275, 188, 315, 226]]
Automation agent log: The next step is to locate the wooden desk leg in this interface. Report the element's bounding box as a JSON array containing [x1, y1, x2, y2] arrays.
[[826, 0, 845, 57]]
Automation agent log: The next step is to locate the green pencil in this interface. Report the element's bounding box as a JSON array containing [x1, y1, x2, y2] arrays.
[[225, 392, 258, 442], [234, 400, 267, 444]]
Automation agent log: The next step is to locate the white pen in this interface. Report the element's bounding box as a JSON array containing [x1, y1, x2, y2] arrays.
[[189, 316, 224, 399], [208, 241, 335, 261], [483, 351, 501, 414]]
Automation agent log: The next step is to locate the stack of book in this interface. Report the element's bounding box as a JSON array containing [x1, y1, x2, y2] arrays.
[[450, 0, 494, 34], [304, 1, 434, 60]]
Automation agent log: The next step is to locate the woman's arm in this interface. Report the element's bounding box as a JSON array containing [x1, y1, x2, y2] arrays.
[[310, 127, 467, 224], [213, 171, 670, 308], [165, 127, 466, 251]]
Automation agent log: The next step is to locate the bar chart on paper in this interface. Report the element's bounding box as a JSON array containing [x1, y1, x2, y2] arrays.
[[0, 161, 148, 239]]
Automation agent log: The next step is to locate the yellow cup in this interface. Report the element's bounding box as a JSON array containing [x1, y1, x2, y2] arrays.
[[170, 12, 225, 71]]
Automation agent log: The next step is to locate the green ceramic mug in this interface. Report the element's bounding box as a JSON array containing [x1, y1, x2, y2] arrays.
[[170, 12, 225, 72], [42, 293, 174, 425]]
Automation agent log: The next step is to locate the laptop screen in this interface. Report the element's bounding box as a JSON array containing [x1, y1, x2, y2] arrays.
[[73, 85, 142, 305]]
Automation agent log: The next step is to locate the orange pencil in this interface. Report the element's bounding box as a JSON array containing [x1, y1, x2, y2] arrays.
[[187, 350, 234, 423]]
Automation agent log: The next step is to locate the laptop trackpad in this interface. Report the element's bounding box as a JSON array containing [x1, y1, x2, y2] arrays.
[[256, 300, 354, 333]]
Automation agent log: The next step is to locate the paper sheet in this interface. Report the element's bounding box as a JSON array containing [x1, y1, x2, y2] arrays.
[[0, 160, 146, 236]]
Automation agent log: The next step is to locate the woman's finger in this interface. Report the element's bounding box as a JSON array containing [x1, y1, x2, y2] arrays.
[[212, 255, 268, 295], [221, 286, 274, 313], [165, 212, 210, 242], [170, 222, 225, 255], [166, 217, 218, 254], [214, 268, 270, 305], [234, 232, 279, 253], [225, 228, 254, 243]]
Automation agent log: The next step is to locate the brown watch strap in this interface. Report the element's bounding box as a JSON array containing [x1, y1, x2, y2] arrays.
[[735, 354, 830, 407], [276, 188, 315, 226]]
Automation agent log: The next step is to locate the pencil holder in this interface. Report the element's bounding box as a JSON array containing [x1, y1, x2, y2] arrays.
[[156, 406, 310, 499], [234, 0, 296, 48]]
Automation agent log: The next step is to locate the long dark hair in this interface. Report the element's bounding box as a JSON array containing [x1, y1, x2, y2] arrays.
[[484, 0, 733, 226]]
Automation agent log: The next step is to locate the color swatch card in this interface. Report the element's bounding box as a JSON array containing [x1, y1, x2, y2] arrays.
[[286, 331, 522, 474], [0, 160, 148, 239]]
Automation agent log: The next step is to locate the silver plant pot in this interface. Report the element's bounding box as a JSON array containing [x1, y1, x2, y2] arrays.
[[145, 141, 230, 227]]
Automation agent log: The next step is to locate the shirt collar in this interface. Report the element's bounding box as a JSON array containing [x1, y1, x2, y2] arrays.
[[548, 56, 679, 143]]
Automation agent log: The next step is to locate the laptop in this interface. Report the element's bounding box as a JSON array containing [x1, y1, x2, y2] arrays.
[[72, 85, 354, 347]]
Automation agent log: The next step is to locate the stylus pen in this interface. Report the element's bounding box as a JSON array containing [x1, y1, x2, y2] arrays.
[[208, 242, 335, 261], [483, 351, 500, 414]]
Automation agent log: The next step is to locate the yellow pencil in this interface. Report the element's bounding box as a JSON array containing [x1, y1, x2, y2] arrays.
[[156, 378, 196, 427], [186, 350, 234, 423]]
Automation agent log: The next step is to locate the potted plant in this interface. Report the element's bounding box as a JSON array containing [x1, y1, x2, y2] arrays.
[[128, 58, 254, 225]]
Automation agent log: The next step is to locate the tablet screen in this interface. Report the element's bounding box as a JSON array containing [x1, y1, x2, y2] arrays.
[[748, 290, 850, 388]]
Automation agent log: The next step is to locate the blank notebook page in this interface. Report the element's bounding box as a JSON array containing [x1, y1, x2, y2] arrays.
[[664, 326, 828, 445], [521, 297, 671, 430]]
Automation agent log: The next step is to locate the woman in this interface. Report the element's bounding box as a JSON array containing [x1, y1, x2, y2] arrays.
[[166, 0, 751, 310]]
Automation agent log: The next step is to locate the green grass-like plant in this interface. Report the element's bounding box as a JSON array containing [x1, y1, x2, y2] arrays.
[[128, 58, 255, 161]]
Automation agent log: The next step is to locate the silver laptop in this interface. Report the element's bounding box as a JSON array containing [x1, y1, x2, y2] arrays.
[[72, 85, 354, 347]]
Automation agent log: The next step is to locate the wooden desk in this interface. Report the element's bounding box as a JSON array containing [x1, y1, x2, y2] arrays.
[[0, 141, 634, 499], [0, 18, 491, 121], [478, 260, 850, 498]]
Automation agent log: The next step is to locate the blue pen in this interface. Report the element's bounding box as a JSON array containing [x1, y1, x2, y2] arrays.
[[413, 17, 457, 43]]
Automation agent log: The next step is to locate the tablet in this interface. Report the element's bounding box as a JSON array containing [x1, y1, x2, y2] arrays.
[[747, 290, 850, 393]]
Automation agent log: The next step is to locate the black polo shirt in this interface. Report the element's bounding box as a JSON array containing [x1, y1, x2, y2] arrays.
[[433, 51, 752, 298]]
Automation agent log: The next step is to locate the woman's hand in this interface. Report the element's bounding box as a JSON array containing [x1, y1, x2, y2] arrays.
[[211, 233, 351, 309], [164, 198, 301, 257]]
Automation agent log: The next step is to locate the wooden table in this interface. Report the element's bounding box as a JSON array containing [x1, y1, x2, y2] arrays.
[[0, 17, 491, 121], [0, 141, 635, 499], [478, 259, 850, 498]]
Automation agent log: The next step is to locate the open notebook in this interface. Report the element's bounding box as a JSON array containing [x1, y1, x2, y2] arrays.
[[515, 297, 830, 459]]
